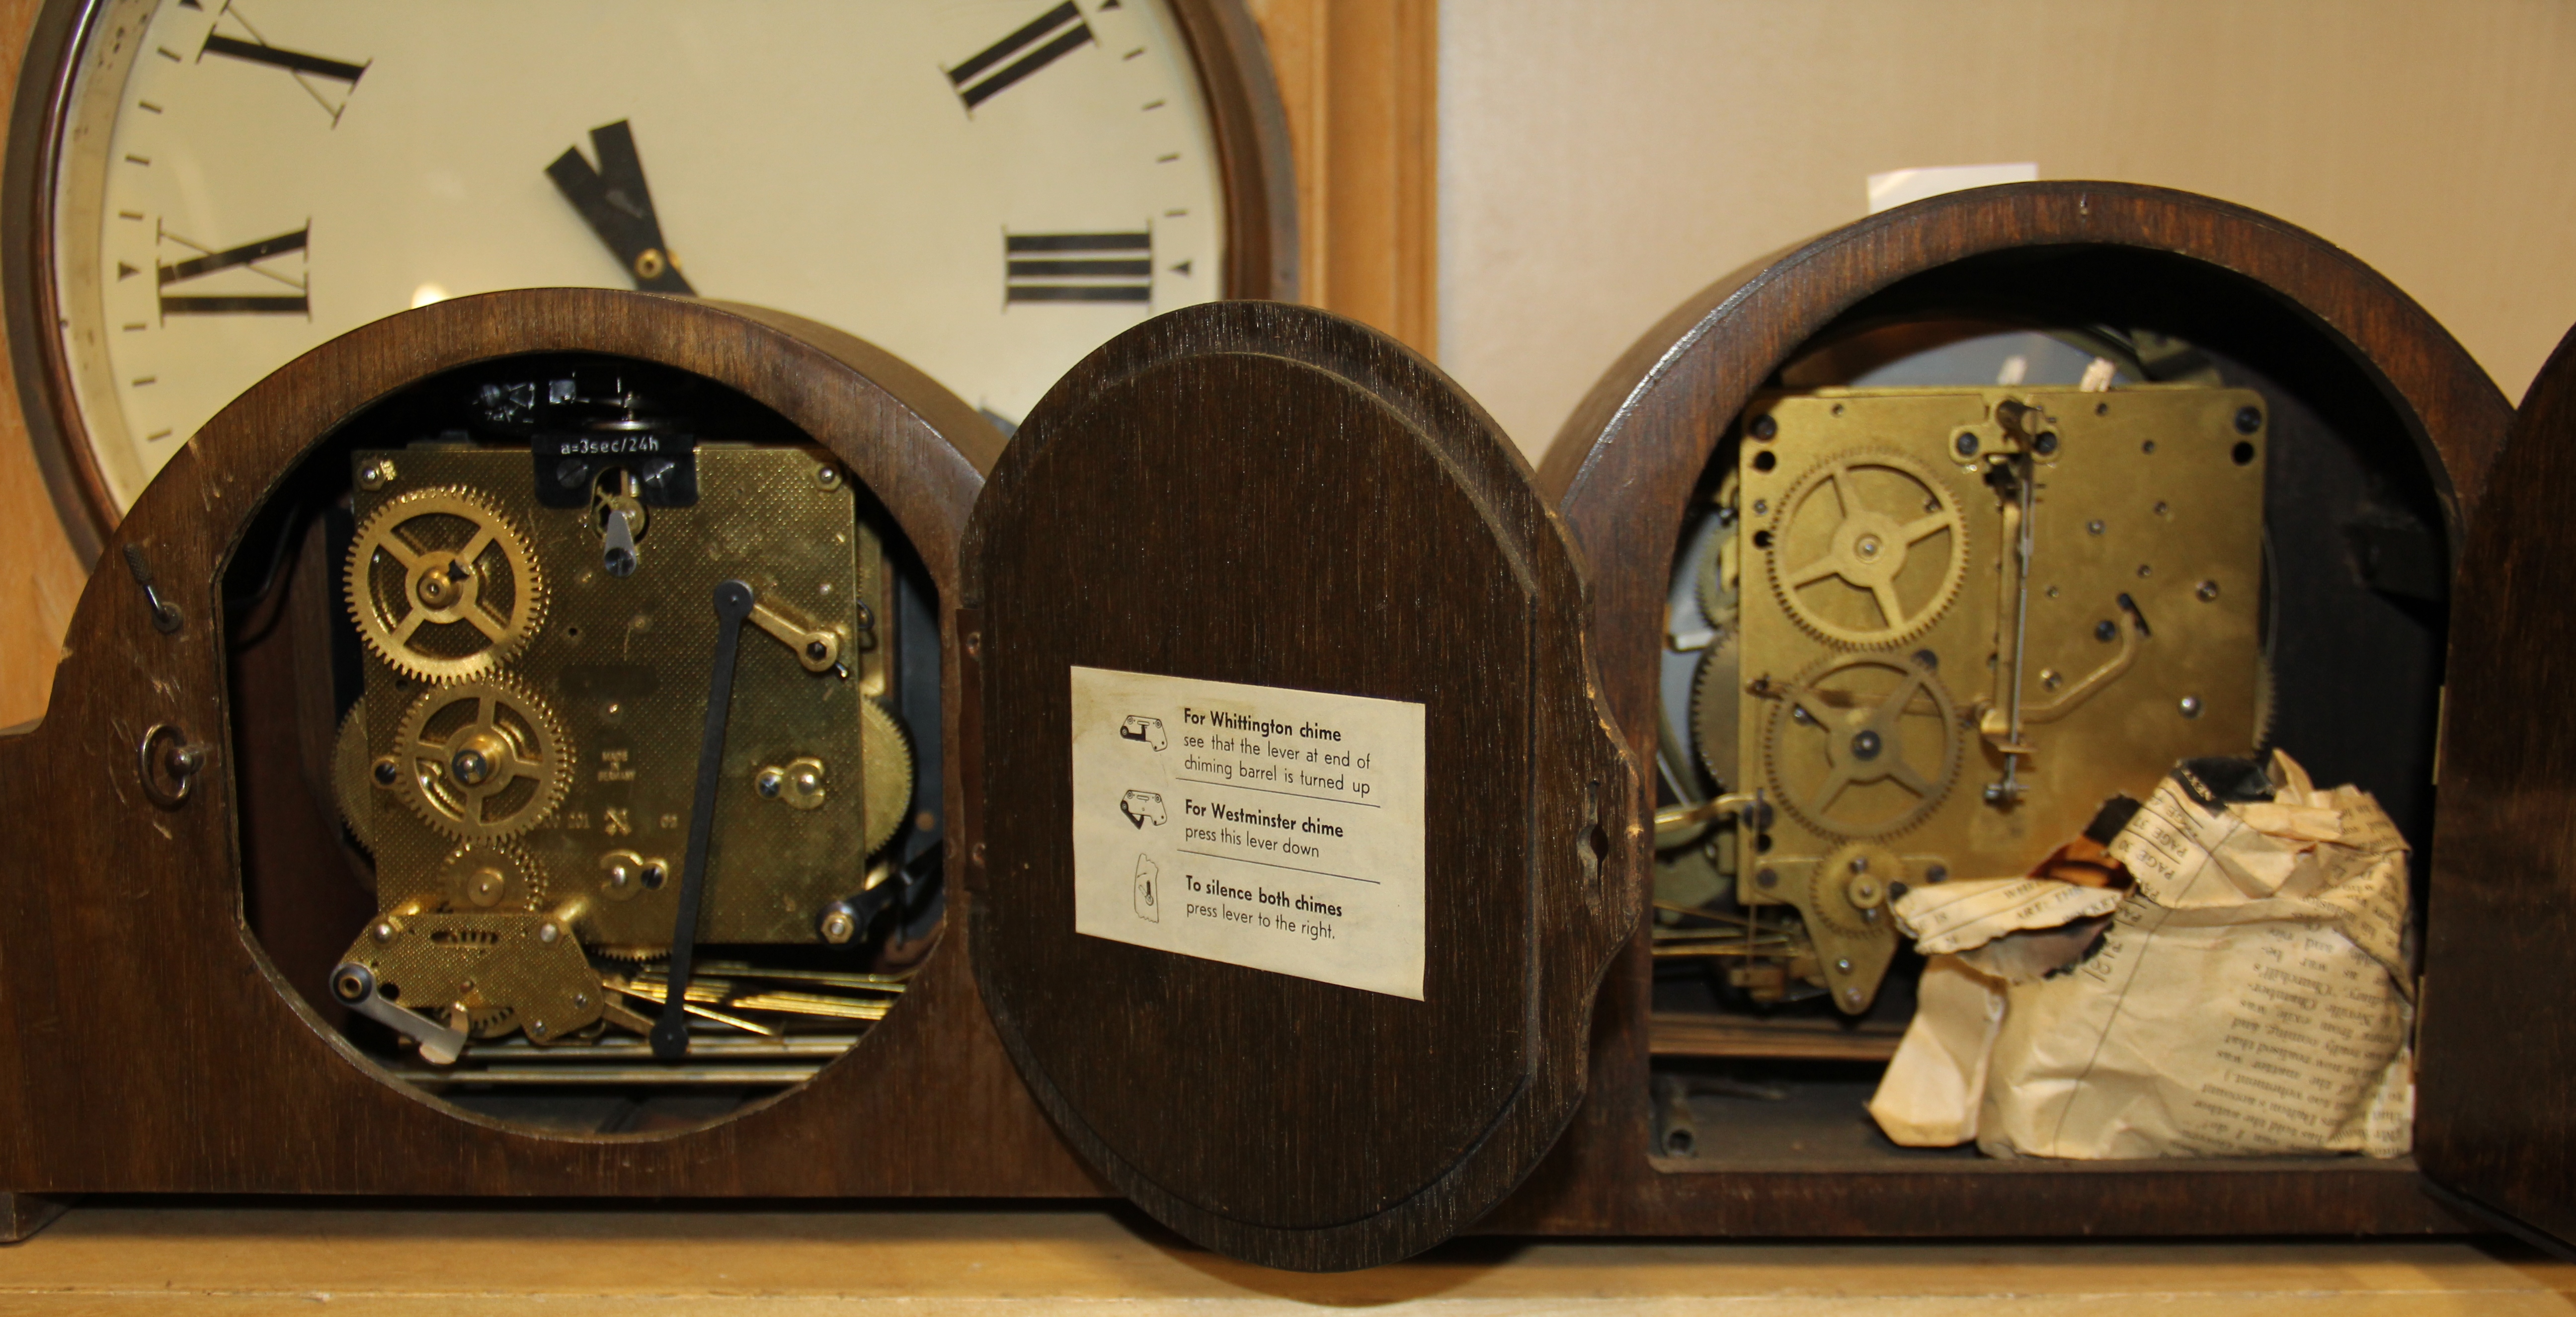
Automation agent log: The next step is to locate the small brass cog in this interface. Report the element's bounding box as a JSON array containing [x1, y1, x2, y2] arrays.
[[860, 699, 917, 856], [435, 840, 549, 912], [1807, 842, 1904, 937], [1687, 633, 1742, 793], [347, 485, 547, 683], [591, 944, 670, 963], [1767, 449, 1968, 648], [462, 997, 517, 1033], [332, 699, 375, 851], [392, 675, 572, 841], [1693, 476, 1741, 627], [1763, 651, 1962, 840]]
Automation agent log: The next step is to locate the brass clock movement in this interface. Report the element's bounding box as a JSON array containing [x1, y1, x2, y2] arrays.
[[4, 0, 1294, 554]]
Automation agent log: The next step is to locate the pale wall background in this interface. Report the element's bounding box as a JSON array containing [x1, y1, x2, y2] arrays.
[[1439, 0, 2576, 464]]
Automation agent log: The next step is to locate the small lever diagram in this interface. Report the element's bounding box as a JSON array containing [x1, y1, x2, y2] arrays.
[[1133, 855, 1161, 922], [1119, 715, 1168, 751], [1120, 790, 1167, 828]]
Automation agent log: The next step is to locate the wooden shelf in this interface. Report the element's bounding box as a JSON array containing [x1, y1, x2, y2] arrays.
[[0, 1201, 2559, 1314]]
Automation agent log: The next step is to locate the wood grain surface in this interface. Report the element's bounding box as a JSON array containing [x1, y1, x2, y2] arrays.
[[0, 289, 1110, 1203], [1508, 181, 2515, 1238], [2417, 321, 2576, 1245], [1246, 0, 1439, 359], [961, 301, 1632, 1270], [0, 1202, 2565, 1315], [0, 0, 77, 732]]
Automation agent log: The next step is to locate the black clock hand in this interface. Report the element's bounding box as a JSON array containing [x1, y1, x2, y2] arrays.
[[547, 119, 696, 294]]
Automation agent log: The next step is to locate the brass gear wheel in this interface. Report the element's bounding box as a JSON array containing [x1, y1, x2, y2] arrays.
[[1687, 633, 1742, 793], [591, 943, 670, 963], [392, 675, 572, 841], [332, 699, 375, 852], [860, 698, 917, 856], [1764, 652, 1962, 839], [1694, 473, 1741, 627], [1767, 449, 1968, 648], [464, 997, 517, 1033], [347, 485, 547, 683], [1807, 842, 1904, 937], [435, 840, 549, 912]]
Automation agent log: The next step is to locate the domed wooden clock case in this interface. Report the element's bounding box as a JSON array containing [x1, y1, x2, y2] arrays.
[[0, 289, 1640, 1275], [1512, 181, 2576, 1246]]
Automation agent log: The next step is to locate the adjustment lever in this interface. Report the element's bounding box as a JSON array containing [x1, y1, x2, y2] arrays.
[[652, 578, 757, 1061], [331, 961, 470, 1066], [745, 596, 846, 674], [602, 507, 641, 577]]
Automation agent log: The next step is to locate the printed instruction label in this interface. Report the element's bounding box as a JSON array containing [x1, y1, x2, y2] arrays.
[[1069, 665, 1427, 1000]]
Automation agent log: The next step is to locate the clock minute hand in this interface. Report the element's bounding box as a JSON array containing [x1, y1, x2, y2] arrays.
[[547, 119, 695, 294]]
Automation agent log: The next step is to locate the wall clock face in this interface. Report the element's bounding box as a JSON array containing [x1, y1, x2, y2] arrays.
[[21, 0, 1287, 529]]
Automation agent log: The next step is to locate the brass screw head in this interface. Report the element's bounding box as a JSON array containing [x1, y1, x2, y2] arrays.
[[538, 922, 560, 944], [358, 459, 395, 490], [816, 465, 843, 490], [819, 909, 858, 944], [756, 767, 785, 798]]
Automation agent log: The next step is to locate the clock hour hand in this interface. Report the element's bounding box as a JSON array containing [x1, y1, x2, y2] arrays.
[[546, 120, 695, 294]]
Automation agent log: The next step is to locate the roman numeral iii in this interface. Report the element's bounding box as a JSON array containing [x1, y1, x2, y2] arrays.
[[1006, 232, 1151, 304], [947, 2, 1095, 110]]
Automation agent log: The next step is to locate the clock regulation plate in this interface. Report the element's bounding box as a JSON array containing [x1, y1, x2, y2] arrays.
[[3, 0, 1294, 553]]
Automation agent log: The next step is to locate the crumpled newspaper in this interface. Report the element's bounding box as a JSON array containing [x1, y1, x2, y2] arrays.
[[1866, 750, 2415, 1158]]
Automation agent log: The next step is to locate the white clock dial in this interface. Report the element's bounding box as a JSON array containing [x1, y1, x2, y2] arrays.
[[52, 0, 1232, 511]]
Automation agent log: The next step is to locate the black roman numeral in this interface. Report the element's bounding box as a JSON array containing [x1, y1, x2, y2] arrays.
[[198, 6, 368, 124], [1006, 232, 1150, 304], [159, 225, 309, 318], [947, 2, 1095, 110]]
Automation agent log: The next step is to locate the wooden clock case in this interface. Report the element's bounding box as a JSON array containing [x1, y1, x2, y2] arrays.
[[1511, 181, 2556, 1240], [0, 288, 1638, 1273], [0, 289, 1108, 1214]]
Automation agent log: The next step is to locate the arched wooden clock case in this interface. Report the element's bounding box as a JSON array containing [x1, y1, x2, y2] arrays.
[[0, 290, 1103, 1210], [1511, 181, 2576, 1242], [0, 289, 1640, 1274]]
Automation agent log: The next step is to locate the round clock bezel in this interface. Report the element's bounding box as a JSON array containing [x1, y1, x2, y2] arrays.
[[1, 0, 1298, 560]]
